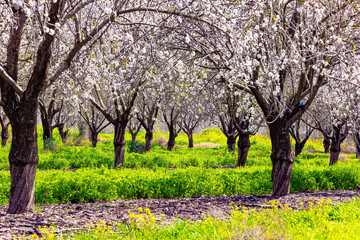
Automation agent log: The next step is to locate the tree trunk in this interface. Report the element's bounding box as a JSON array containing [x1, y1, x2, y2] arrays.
[[7, 105, 38, 214], [131, 133, 137, 146], [294, 141, 306, 157], [1, 124, 9, 147], [114, 123, 126, 168], [41, 117, 54, 150], [57, 124, 69, 144], [145, 131, 153, 152], [354, 133, 360, 159], [236, 132, 250, 167], [187, 131, 194, 148], [268, 120, 294, 197], [323, 137, 330, 153], [227, 134, 236, 153], [89, 130, 99, 148], [329, 140, 341, 166], [167, 130, 176, 151]]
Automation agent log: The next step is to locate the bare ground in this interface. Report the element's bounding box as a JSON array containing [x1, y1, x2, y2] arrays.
[[0, 190, 359, 239]]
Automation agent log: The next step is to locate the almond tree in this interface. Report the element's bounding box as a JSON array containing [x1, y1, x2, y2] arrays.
[[136, 91, 160, 151], [0, 0, 192, 213], [167, 0, 360, 196]]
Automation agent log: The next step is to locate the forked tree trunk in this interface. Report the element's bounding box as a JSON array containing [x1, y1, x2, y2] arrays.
[[145, 131, 153, 151], [89, 130, 99, 148], [236, 132, 250, 167], [57, 124, 69, 144], [1, 124, 9, 147], [294, 141, 306, 157], [114, 123, 126, 168], [227, 134, 236, 153], [323, 137, 330, 153], [269, 121, 294, 197], [7, 105, 38, 214], [354, 133, 360, 159], [187, 131, 194, 148]]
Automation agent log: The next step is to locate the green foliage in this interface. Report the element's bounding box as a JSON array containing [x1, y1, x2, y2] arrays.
[[127, 141, 145, 154]]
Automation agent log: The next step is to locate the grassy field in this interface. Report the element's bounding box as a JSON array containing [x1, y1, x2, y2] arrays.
[[2, 127, 360, 239]]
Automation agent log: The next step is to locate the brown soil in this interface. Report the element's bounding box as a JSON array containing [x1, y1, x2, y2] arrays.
[[0, 190, 359, 239]]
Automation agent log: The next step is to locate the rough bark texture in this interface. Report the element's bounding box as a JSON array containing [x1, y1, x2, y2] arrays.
[[145, 131, 153, 151], [329, 124, 349, 166], [236, 132, 250, 167], [227, 134, 236, 153], [354, 133, 360, 159], [89, 130, 99, 148], [269, 120, 294, 197], [57, 124, 69, 144], [294, 141, 306, 157], [323, 137, 331, 153], [1, 123, 9, 147], [7, 104, 39, 214], [187, 132, 194, 148], [167, 129, 177, 151], [114, 123, 126, 168]]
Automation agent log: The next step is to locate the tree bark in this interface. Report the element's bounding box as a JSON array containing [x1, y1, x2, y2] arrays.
[[329, 124, 349, 166], [167, 130, 177, 151], [40, 117, 54, 149], [323, 137, 330, 153], [294, 141, 306, 157], [187, 131, 194, 148], [145, 131, 153, 151], [236, 132, 250, 167], [268, 120, 294, 197], [227, 134, 236, 153], [1, 124, 9, 147], [7, 104, 38, 214], [57, 123, 69, 144], [89, 130, 99, 148], [114, 123, 126, 168], [354, 133, 360, 159]]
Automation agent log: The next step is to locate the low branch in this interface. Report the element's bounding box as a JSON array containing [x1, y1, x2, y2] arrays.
[[0, 66, 24, 97]]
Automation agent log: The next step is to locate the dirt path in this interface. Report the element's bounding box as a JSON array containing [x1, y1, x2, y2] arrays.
[[1, 190, 359, 239]]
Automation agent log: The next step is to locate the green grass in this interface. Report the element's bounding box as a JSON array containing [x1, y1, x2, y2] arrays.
[[19, 197, 360, 239], [1, 163, 360, 205]]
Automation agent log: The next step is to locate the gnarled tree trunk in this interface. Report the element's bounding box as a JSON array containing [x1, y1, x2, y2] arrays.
[[1, 123, 9, 147], [145, 131, 153, 151], [187, 131, 194, 148], [89, 130, 99, 148], [236, 132, 250, 167], [227, 134, 236, 153], [167, 128, 177, 151], [114, 122, 126, 168], [269, 120, 294, 197], [323, 137, 330, 153], [57, 123, 69, 144], [7, 104, 38, 214], [354, 132, 360, 159], [329, 124, 349, 166]]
